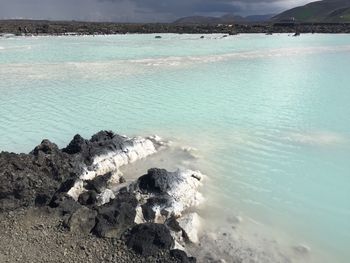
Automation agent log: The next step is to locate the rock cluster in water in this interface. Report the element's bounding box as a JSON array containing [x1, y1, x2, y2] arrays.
[[0, 131, 202, 262]]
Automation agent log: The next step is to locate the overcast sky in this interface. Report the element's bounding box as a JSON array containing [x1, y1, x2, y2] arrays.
[[0, 0, 314, 22]]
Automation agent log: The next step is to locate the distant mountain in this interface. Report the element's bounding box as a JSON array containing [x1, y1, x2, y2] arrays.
[[174, 15, 244, 24], [327, 6, 350, 22], [174, 14, 275, 24], [245, 14, 278, 22], [273, 0, 350, 22]]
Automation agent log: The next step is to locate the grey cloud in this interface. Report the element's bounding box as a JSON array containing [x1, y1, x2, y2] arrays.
[[0, 0, 314, 22]]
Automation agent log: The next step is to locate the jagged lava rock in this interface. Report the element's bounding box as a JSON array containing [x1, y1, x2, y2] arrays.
[[95, 189, 115, 206], [49, 179, 82, 215], [66, 131, 166, 200], [126, 223, 174, 257], [78, 190, 98, 206], [170, 249, 197, 263], [93, 192, 138, 238], [137, 168, 204, 218], [84, 172, 112, 193], [0, 130, 163, 212], [0, 140, 80, 212], [64, 206, 97, 235]]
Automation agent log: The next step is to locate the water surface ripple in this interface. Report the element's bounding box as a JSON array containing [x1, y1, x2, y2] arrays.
[[1, 34, 350, 262]]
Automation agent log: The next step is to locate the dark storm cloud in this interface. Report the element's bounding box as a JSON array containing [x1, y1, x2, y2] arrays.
[[100, 0, 312, 15], [0, 0, 314, 22]]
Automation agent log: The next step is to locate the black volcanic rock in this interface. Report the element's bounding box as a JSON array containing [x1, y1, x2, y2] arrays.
[[0, 130, 129, 212], [62, 134, 89, 155], [0, 131, 198, 262], [165, 216, 182, 233], [49, 192, 82, 216], [78, 190, 98, 206], [85, 172, 112, 193], [63, 130, 129, 165], [31, 139, 60, 155], [141, 196, 173, 222], [170, 249, 197, 263], [91, 130, 115, 142], [0, 140, 79, 212], [93, 192, 138, 238], [64, 206, 97, 235], [138, 168, 171, 194], [126, 223, 174, 257], [141, 202, 156, 221], [87, 134, 127, 160], [48, 179, 81, 215]]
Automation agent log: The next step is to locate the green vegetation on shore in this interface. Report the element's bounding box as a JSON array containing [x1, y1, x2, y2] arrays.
[[273, 0, 350, 22]]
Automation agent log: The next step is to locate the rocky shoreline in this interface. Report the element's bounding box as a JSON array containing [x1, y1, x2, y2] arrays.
[[0, 131, 201, 263], [1, 20, 350, 36], [0, 130, 315, 263]]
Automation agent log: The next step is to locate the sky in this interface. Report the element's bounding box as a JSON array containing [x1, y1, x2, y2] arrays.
[[0, 0, 315, 22]]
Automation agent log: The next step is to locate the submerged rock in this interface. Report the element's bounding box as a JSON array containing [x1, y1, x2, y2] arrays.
[[293, 244, 311, 255], [126, 223, 174, 256], [178, 213, 201, 243]]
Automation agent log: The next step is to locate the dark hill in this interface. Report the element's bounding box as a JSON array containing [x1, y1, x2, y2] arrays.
[[174, 14, 275, 24], [273, 0, 350, 22]]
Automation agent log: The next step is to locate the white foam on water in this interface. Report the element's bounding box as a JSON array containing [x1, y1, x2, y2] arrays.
[[128, 45, 350, 67], [3, 44, 350, 80], [185, 208, 338, 263], [0, 60, 141, 80], [284, 131, 347, 146], [116, 138, 295, 261]]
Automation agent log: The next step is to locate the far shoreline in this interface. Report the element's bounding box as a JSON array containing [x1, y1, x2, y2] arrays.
[[1, 20, 350, 36]]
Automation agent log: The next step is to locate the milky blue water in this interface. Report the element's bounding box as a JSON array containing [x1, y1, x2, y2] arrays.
[[1, 34, 350, 262]]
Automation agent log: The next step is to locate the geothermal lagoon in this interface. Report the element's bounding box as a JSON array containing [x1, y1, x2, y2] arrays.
[[1, 34, 350, 262]]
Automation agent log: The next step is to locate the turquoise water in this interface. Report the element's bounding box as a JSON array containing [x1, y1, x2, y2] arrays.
[[1, 34, 350, 262]]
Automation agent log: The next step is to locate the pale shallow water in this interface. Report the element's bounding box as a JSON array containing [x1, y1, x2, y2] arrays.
[[1, 34, 350, 262]]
